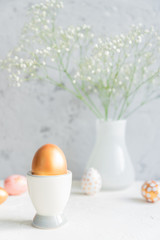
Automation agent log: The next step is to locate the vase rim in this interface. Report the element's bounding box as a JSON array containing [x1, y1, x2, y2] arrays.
[[97, 119, 126, 123]]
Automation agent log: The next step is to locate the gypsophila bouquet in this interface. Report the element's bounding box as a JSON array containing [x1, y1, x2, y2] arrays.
[[73, 25, 160, 119], [0, 0, 96, 114], [1, 0, 160, 120]]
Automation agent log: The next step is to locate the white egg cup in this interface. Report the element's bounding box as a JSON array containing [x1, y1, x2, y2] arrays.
[[27, 170, 72, 229]]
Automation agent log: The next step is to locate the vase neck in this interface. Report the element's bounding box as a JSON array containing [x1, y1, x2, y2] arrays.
[[96, 120, 127, 137]]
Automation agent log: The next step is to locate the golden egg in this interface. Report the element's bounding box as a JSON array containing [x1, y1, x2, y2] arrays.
[[0, 187, 8, 204], [32, 144, 67, 175]]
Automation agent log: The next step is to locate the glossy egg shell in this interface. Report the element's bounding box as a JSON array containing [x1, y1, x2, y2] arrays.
[[82, 168, 102, 195], [141, 180, 160, 203], [0, 187, 8, 204], [4, 175, 27, 195], [32, 144, 67, 175]]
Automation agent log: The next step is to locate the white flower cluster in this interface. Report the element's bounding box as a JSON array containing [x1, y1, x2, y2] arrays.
[[22, 0, 63, 40], [1, 55, 38, 87], [74, 25, 160, 119], [1, 0, 93, 88], [1, 1, 160, 120]]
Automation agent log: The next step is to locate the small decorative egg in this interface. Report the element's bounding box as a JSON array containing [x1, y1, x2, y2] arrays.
[[141, 180, 160, 203], [81, 168, 102, 195], [4, 175, 27, 196], [0, 187, 8, 204], [32, 144, 67, 176]]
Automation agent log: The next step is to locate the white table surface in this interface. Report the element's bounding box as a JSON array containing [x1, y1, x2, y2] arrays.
[[0, 180, 160, 240]]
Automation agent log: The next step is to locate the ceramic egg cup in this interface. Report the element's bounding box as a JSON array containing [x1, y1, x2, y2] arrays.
[[27, 170, 72, 229]]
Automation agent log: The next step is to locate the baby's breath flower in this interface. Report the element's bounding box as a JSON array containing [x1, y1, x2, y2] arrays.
[[1, 1, 160, 120], [74, 25, 160, 119]]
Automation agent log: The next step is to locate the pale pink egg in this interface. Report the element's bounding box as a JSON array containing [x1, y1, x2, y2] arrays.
[[4, 175, 27, 195]]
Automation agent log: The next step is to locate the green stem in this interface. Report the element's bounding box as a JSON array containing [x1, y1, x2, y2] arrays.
[[119, 71, 159, 118], [117, 50, 138, 119], [46, 75, 77, 96], [58, 55, 103, 118], [124, 96, 158, 118], [129, 71, 159, 97], [82, 91, 103, 118], [63, 69, 102, 118]]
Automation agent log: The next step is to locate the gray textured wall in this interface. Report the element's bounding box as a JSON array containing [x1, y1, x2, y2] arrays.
[[0, 0, 160, 180]]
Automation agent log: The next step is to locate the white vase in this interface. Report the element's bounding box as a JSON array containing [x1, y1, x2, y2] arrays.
[[87, 119, 135, 190]]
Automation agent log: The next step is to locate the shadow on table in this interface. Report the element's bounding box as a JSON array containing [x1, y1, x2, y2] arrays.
[[71, 191, 84, 195], [0, 219, 32, 230], [123, 197, 146, 204]]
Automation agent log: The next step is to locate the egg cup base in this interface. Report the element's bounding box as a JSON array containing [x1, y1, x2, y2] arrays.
[[32, 214, 67, 229]]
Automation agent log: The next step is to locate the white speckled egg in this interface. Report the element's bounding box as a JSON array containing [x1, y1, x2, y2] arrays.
[[81, 168, 102, 195]]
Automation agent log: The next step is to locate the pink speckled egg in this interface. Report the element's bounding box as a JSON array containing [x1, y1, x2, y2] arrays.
[[4, 175, 27, 195]]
